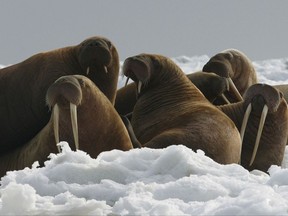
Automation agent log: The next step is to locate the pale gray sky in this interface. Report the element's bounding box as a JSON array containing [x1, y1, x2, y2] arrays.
[[0, 0, 288, 65]]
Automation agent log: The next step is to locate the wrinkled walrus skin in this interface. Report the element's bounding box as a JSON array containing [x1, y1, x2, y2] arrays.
[[115, 71, 228, 117], [0, 36, 119, 152], [0, 75, 133, 177], [123, 53, 241, 164]]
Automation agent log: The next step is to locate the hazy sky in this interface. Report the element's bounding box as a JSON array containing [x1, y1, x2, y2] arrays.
[[0, 0, 288, 65]]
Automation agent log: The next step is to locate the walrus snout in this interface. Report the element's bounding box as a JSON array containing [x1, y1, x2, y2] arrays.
[[78, 37, 113, 73], [210, 76, 229, 96], [123, 56, 151, 83], [213, 77, 231, 104], [244, 84, 281, 113], [46, 75, 82, 152], [203, 61, 230, 78], [203, 61, 244, 102], [251, 95, 266, 114], [46, 76, 82, 108]]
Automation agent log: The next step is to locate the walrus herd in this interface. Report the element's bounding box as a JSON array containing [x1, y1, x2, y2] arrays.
[[0, 36, 287, 177]]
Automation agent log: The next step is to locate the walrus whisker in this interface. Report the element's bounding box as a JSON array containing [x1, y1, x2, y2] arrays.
[[138, 81, 142, 94], [221, 94, 231, 104], [70, 103, 79, 150], [125, 77, 130, 87], [53, 103, 61, 153], [249, 104, 268, 166], [228, 78, 243, 101], [86, 67, 90, 75]]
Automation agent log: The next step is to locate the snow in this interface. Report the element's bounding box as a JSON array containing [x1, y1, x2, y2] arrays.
[[1, 56, 288, 215]]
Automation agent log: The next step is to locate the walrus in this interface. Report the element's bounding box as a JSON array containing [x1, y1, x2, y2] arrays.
[[115, 71, 229, 117], [0, 36, 119, 152], [219, 84, 288, 172], [202, 49, 258, 104], [0, 75, 133, 177], [122, 53, 241, 164]]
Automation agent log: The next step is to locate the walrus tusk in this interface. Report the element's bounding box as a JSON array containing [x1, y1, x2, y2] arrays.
[[125, 77, 130, 87], [138, 81, 142, 94], [219, 79, 231, 104], [240, 103, 252, 141], [221, 94, 231, 104], [86, 67, 90, 75], [104, 66, 108, 73], [70, 103, 79, 150], [226, 78, 230, 92], [249, 104, 268, 166], [53, 103, 61, 153], [239, 103, 252, 164], [228, 78, 243, 101]]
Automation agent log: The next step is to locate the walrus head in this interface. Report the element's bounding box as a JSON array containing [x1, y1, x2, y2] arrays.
[[243, 84, 282, 114], [187, 72, 230, 103], [73, 36, 119, 104], [240, 83, 286, 166], [202, 50, 244, 102], [123, 54, 155, 97], [46, 76, 83, 152], [77, 36, 113, 74], [123, 54, 186, 97]]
